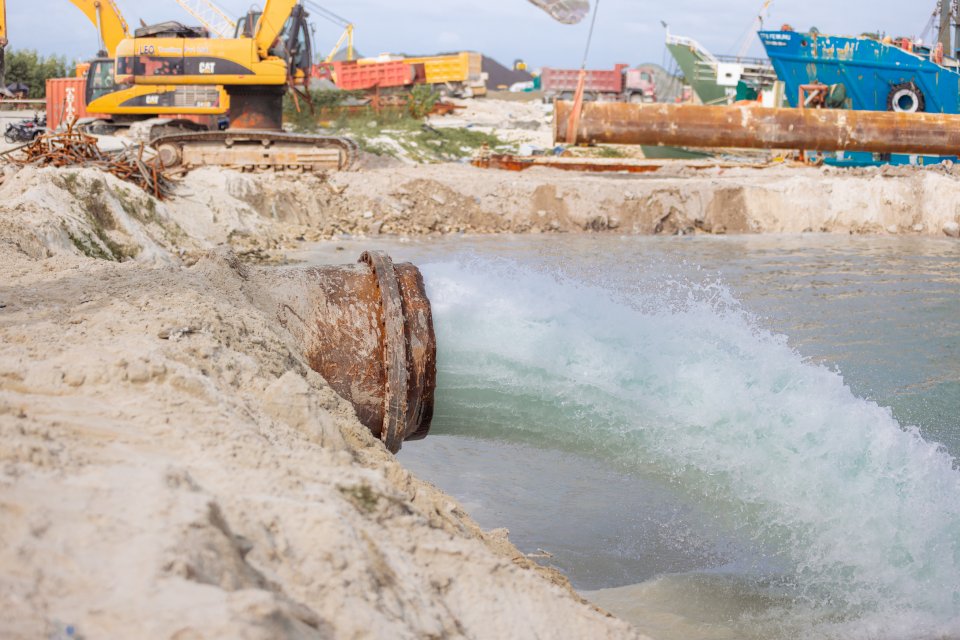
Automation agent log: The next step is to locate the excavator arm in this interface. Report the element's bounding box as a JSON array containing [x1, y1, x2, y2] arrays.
[[0, 0, 10, 96], [253, 0, 299, 59], [67, 0, 129, 55], [0, 0, 7, 49]]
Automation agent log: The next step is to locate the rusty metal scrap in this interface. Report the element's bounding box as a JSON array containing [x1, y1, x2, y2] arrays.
[[256, 251, 436, 454], [5, 124, 175, 199], [472, 152, 774, 173], [554, 101, 960, 156]]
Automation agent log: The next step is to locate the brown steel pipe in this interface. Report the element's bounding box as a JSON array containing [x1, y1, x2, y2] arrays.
[[256, 251, 435, 453], [554, 101, 960, 155]]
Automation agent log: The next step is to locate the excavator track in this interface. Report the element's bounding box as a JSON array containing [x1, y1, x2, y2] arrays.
[[150, 130, 360, 172]]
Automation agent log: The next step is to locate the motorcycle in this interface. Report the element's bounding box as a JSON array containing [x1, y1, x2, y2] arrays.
[[4, 114, 46, 144]]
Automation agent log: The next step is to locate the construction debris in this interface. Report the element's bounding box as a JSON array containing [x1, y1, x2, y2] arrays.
[[472, 149, 777, 174], [2, 124, 176, 199]]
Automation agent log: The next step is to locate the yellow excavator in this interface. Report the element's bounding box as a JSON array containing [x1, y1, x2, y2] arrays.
[[113, 0, 594, 171], [0, 0, 227, 133], [114, 0, 356, 170], [66, 0, 228, 134]]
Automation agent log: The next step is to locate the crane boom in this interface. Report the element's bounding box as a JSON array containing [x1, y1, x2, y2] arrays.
[[173, 0, 236, 38], [736, 0, 773, 61], [303, 2, 354, 62]]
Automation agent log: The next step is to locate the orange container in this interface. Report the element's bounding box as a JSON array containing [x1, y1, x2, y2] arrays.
[[46, 78, 103, 130]]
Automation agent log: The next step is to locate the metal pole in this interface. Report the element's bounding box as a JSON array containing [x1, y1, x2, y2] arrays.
[[940, 0, 952, 57], [565, 0, 601, 144]]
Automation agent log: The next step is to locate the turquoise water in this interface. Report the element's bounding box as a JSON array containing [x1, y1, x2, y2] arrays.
[[303, 235, 960, 639]]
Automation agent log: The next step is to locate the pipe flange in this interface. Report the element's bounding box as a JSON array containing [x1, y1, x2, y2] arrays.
[[360, 251, 409, 453]]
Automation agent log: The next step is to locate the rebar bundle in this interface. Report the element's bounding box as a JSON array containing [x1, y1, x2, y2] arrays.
[[4, 125, 175, 199]]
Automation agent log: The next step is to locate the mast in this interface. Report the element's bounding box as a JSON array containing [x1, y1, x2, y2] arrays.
[[939, 0, 951, 56], [953, 0, 960, 57]]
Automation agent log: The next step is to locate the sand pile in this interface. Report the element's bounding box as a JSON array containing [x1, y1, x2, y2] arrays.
[[428, 99, 554, 148], [0, 187, 642, 637]]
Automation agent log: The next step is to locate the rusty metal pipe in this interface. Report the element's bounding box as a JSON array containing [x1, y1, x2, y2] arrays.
[[555, 101, 960, 155], [255, 251, 435, 453]]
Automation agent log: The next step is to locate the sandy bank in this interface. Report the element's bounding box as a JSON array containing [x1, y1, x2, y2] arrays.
[[0, 243, 641, 637], [2, 161, 958, 269]]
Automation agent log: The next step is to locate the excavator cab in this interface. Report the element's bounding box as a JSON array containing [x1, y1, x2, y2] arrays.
[[234, 11, 258, 38], [232, 6, 311, 81], [272, 4, 312, 81], [86, 57, 117, 104]]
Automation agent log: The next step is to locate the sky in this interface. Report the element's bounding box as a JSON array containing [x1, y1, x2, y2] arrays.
[[5, 0, 934, 70]]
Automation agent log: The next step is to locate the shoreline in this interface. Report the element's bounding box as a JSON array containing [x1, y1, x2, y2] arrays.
[[0, 156, 957, 638], [2, 162, 958, 270]]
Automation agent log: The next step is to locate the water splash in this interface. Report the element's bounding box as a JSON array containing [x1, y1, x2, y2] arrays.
[[422, 255, 960, 639]]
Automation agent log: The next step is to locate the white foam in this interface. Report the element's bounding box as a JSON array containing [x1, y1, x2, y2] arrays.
[[422, 256, 960, 638]]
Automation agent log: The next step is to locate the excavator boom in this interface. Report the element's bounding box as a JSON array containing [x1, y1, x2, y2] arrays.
[[0, 0, 9, 95], [0, 0, 7, 46], [67, 0, 129, 54], [254, 0, 300, 59]]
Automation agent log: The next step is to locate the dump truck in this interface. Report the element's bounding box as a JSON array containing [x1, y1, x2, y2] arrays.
[[312, 59, 420, 91], [541, 64, 658, 102], [359, 52, 487, 97]]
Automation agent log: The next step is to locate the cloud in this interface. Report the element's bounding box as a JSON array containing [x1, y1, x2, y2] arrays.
[[624, 22, 653, 35]]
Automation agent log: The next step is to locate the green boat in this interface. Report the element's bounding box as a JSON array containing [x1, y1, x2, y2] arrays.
[[665, 32, 779, 105]]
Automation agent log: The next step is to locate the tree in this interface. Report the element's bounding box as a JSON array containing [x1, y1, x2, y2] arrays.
[[5, 50, 70, 99]]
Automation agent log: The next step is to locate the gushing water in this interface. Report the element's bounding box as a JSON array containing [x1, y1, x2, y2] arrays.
[[421, 255, 960, 639]]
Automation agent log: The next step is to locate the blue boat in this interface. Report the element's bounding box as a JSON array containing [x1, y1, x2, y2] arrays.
[[759, 29, 960, 113], [758, 26, 960, 165]]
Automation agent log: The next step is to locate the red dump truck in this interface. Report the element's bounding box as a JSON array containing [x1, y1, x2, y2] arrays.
[[540, 64, 658, 102], [312, 60, 422, 91]]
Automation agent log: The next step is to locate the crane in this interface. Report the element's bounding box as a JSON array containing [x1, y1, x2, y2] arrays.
[[173, 0, 236, 39], [735, 0, 774, 61], [302, 1, 354, 62]]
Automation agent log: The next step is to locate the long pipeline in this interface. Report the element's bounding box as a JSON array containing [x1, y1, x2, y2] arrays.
[[554, 101, 960, 155]]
